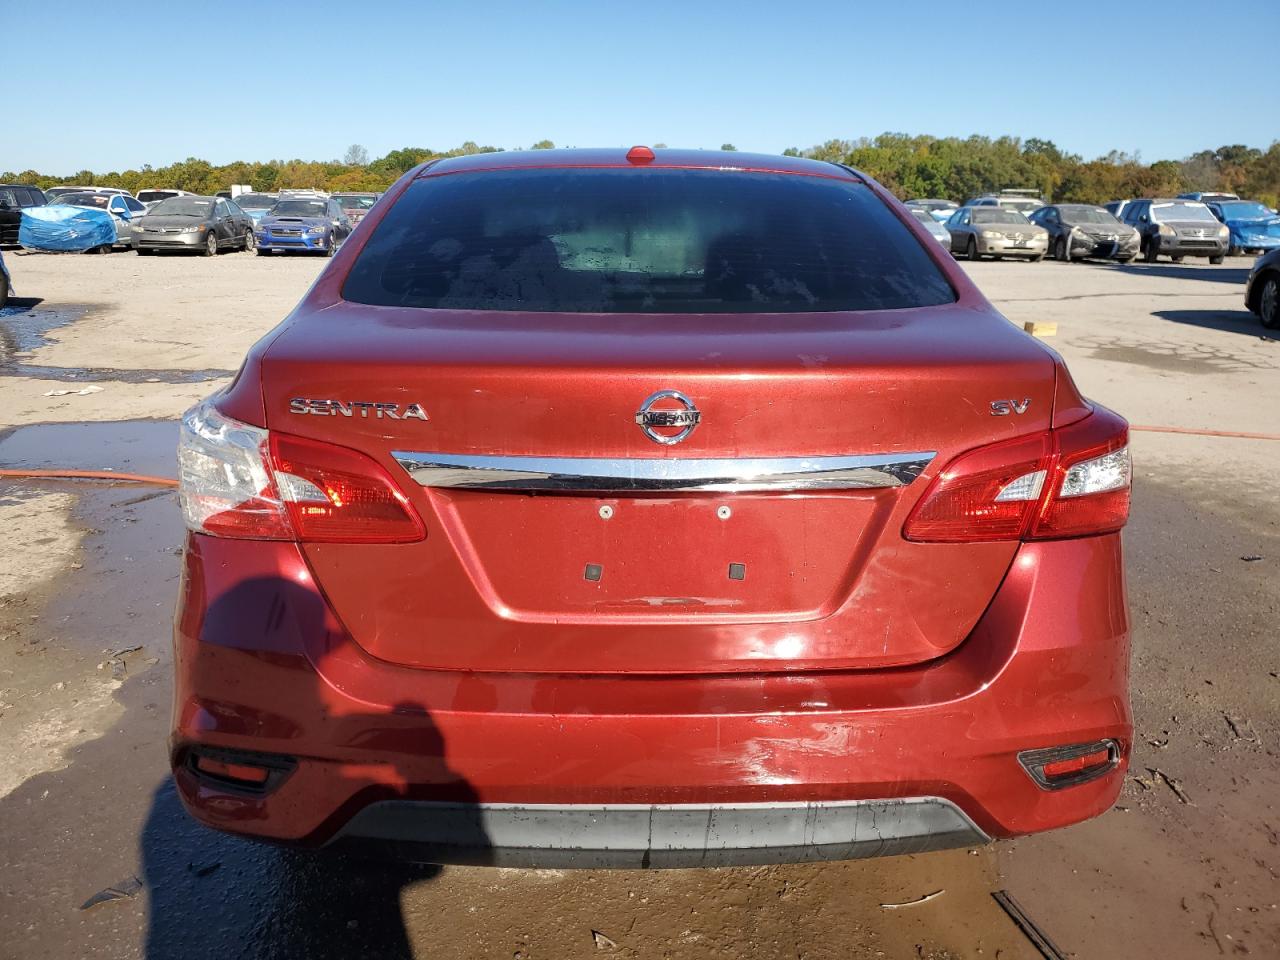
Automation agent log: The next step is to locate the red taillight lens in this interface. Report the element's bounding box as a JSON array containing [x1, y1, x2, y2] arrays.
[[900, 432, 1051, 542], [178, 400, 424, 543], [904, 406, 1129, 543], [270, 433, 425, 543]]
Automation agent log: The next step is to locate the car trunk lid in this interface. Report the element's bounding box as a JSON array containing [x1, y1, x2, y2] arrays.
[[260, 301, 1056, 675]]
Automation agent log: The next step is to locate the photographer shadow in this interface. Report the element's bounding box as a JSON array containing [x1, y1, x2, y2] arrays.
[[142, 571, 489, 960]]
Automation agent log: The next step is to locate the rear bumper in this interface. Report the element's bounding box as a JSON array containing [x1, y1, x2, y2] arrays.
[[171, 533, 1131, 864], [329, 798, 987, 868]]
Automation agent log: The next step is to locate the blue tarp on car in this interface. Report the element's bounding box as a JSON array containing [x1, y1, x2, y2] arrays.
[[19, 205, 117, 252]]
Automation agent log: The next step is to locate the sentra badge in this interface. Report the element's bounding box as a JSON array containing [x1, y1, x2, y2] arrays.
[[289, 398, 428, 421]]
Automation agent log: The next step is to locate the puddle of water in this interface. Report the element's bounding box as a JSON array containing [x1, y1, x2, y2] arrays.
[[0, 302, 83, 354], [0, 302, 234, 384], [0, 419, 178, 477], [11, 364, 237, 384]]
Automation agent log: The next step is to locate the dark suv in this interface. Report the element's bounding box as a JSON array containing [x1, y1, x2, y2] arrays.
[[0, 184, 48, 246], [1119, 199, 1228, 263]]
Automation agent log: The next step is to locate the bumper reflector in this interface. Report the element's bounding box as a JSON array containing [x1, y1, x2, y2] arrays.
[[1018, 740, 1119, 790], [188, 749, 294, 792]]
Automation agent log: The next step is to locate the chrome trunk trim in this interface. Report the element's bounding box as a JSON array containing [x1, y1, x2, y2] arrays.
[[391, 451, 935, 492]]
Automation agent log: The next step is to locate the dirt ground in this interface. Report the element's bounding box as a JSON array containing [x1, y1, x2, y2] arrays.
[[0, 247, 1277, 959]]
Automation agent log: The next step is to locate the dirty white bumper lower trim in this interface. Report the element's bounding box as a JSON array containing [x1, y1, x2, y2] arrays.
[[330, 797, 989, 868]]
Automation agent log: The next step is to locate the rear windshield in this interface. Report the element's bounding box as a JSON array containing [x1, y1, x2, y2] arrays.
[[137, 190, 178, 203], [343, 169, 955, 313], [236, 193, 276, 208], [337, 195, 377, 210]]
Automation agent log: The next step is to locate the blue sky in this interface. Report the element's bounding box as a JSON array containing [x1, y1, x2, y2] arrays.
[[6, 0, 1278, 173]]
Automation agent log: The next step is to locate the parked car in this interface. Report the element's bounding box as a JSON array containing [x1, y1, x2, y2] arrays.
[[909, 206, 951, 245], [56, 191, 147, 249], [1205, 200, 1280, 256], [44, 185, 129, 201], [136, 188, 193, 208], [0, 249, 11, 308], [133, 195, 255, 256], [1028, 204, 1141, 262], [232, 192, 278, 224], [0, 183, 47, 246], [333, 192, 381, 226], [946, 206, 1048, 260], [965, 190, 1046, 216], [1103, 199, 1131, 220], [1118, 199, 1229, 263], [905, 198, 959, 223], [1177, 191, 1238, 202], [255, 196, 351, 255], [172, 147, 1132, 867], [1245, 248, 1280, 329]]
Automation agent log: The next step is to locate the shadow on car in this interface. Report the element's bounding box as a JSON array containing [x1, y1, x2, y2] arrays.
[[1153, 309, 1273, 337]]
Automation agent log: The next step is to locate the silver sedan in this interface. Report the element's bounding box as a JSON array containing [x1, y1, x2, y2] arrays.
[[945, 207, 1049, 261]]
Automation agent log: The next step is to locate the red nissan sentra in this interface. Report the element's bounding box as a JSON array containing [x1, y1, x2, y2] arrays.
[[173, 147, 1131, 867]]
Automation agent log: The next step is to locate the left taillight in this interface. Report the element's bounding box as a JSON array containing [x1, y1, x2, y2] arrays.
[[903, 406, 1130, 543], [177, 400, 425, 543]]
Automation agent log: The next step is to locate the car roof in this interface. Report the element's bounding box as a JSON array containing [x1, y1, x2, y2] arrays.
[[421, 148, 857, 180]]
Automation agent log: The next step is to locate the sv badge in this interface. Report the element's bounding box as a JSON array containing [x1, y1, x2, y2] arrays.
[[990, 398, 1031, 416]]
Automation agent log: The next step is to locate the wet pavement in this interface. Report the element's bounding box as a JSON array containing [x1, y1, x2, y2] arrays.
[[0, 301, 234, 385]]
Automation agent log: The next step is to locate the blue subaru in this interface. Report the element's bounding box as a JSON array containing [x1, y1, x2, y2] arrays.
[[256, 197, 352, 256], [1206, 200, 1280, 256]]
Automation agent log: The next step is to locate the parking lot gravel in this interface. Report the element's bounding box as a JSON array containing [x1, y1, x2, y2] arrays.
[[0, 249, 1276, 958]]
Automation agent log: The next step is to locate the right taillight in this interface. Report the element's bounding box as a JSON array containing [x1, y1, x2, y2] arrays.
[[177, 400, 425, 543], [904, 406, 1130, 543]]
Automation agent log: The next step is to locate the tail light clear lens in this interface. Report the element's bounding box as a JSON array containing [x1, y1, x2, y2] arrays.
[[178, 402, 291, 539], [904, 407, 1130, 543], [178, 401, 424, 543]]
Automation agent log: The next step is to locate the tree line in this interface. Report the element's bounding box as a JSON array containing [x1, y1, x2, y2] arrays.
[[5, 136, 1278, 207]]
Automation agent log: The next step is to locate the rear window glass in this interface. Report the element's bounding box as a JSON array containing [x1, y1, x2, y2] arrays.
[[343, 169, 955, 313]]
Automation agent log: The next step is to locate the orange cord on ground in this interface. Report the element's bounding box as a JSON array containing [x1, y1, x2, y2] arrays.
[[0, 468, 178, 486], [1130, 425, 1280, 442]]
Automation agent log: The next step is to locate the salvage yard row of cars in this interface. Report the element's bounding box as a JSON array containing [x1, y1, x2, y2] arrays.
[[0, 185, 379, 256], [906, 188, 1280, 265]]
